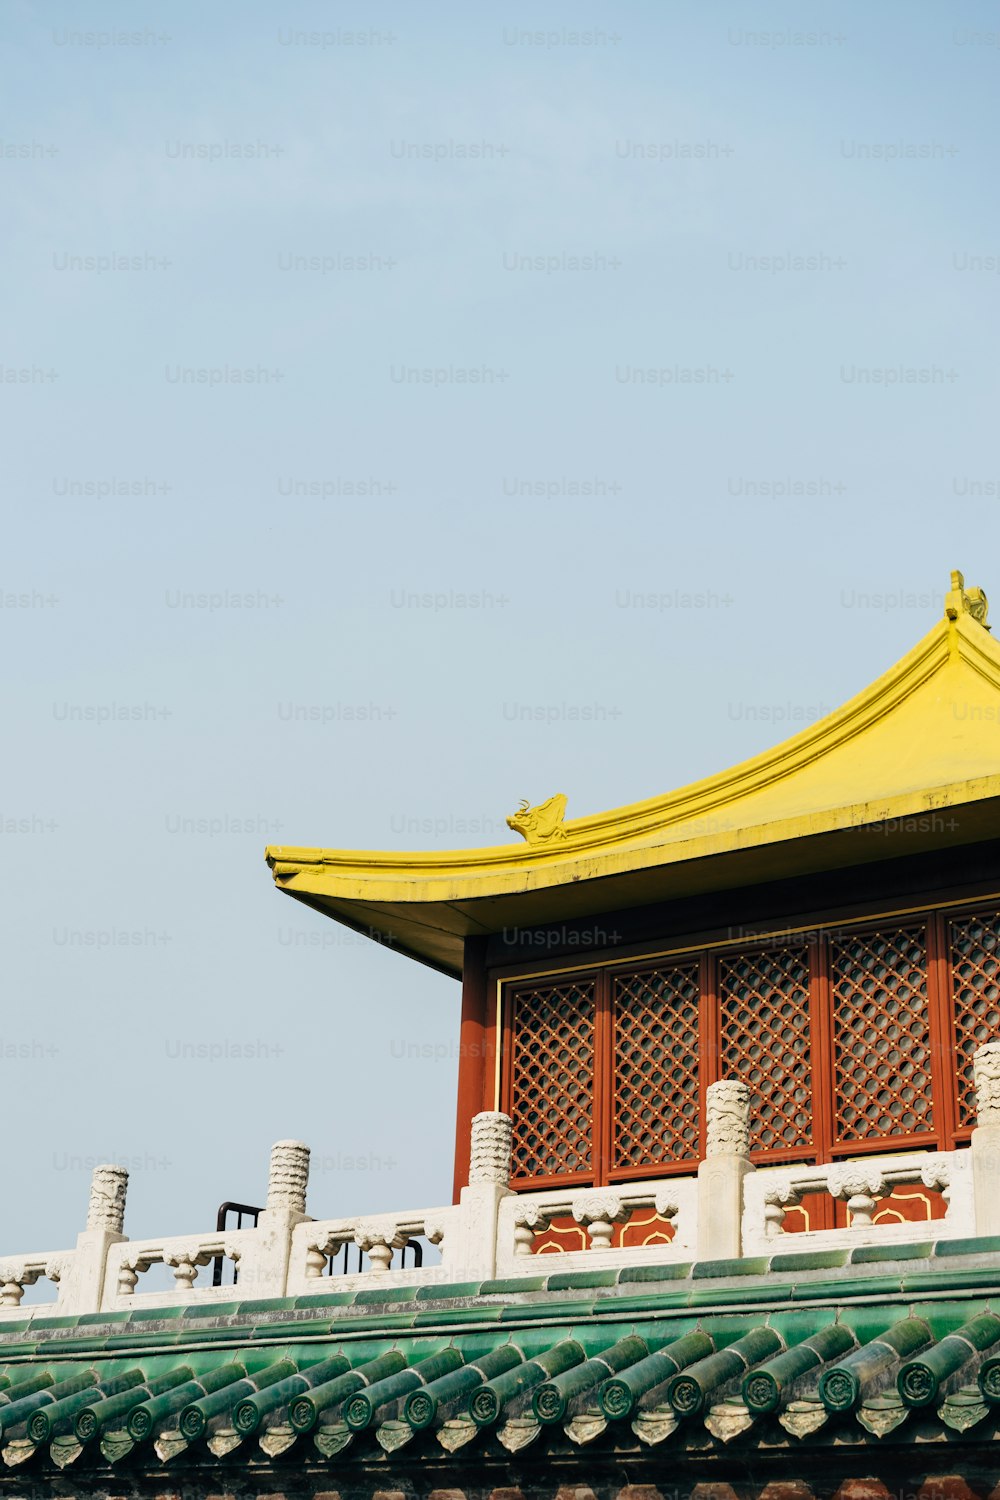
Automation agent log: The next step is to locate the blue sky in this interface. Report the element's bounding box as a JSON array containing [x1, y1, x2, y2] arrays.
[[4, 0, 999, 1252]]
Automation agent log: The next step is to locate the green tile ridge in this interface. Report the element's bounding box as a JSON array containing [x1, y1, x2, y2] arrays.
[[617, 1262, 692, 1284], [850, 1241, 933, 1265], [181, 1302, 242, 1318], [936, 1235, 1000, 1258], [791, 1275, 902, 1301], [353, 1287, 418, 1307], [231, 1297, 298, 1314], [498, 1300, 596, 1322], [692, 1257, 770, 1280], [293, 1292, 356, 1310], [546, 1270, 620, 1291], [414, 1282, 484, 1302], [769, 1249, 850, 1272], [413, 1306, 505, 1327], [479, 1277, 548, 1294]]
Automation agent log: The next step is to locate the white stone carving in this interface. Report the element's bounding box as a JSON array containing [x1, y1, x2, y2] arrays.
[[164, 1244, 214, 1291], [512, 1201, 551, 1256], [653, 1189, 680, 1222], [974, 1042, 1000, 1126], [0, 1263, 40, 1307], [705, 1079, 751, 1158], [469, 1112, 513, 1186], [354, 1220, 408, 1273], [267, 1140, 310, 1214], [86, 1164, 128, 1233], [571, 1190, 630, 1250], [763, 1180, 802, 1238], [827, 1163, 889, 1227]]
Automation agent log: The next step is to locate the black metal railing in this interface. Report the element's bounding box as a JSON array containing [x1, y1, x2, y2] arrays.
[[212, 1201, 262, 1287]]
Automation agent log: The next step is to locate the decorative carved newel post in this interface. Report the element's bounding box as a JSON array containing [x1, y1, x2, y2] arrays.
[[697, 1079, 753, 1260], [237, 1139, 312, 1298], [971, 1041, 1000, 1236], [57, 1163, 130, 1315], [460, 1111, 513, 1277]]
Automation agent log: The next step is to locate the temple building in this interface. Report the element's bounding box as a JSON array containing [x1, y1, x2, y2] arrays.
[[4, 570, 1000, 1500]]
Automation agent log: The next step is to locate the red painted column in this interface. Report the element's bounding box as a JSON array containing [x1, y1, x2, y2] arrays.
[[452, 935, 489, 1201]]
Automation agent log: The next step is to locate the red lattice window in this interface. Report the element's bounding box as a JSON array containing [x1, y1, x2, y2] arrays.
[[507, 978, 595, 1181], [949, 909, 1000, 1127], [497, 897, 1000, 1192], [612, 964, 701, 1169], [830, 925, 932, 1144], [718, 947, 813, 1153]]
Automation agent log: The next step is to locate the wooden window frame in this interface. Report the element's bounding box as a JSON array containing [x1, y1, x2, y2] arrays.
[[495, 895, 1000, 1192]]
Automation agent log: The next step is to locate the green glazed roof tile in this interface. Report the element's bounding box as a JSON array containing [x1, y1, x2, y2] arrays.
[[76, 1312, 131, 1327], [692, 1258, 770, 1280], [353, 1287, 418, 1306], [769, 1250, 850, 1272], [479, 1277, 548, 1295], [498, 1301, 595, 1322], [935, 1235, 1000, 1258], [127, 1307, 186, 1323], [792, 1277, 901, 1301], [617, 1263, 693, 1284], [901, 1269, 1000, 1295], [546, 1271, 620, 1291], [414, 1282, 484, 1302], [28, 1317, 81, 1330], [293, 1292, 356, 1310], [688, 1283, 794, 1307], [233, 1298, 299, 1314], [182, 1302, 241, 1318], [850, 1242, 933, 1265], [412, 1306, 505, 1327]]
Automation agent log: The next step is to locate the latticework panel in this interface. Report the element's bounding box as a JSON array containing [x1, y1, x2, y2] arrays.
[[949, 908, 1000, 1127], [830, 925, 931, 1142], [508, 979, 595, 1179], [612, 964, 701, 1168], [718, 947, 812, 1153]]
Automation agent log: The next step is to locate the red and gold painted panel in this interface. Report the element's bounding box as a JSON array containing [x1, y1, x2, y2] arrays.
[[718, 946, 813, 1153], [530, 1209, 676, 1255]]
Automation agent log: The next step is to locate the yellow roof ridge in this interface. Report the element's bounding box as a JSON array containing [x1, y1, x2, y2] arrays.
[[267, 577, 999, 882]]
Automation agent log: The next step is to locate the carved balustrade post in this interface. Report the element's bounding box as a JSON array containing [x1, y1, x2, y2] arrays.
[[763, 1181, 802, 1239], [234, 1139, 312, 1299], [972, 1041, 1000, 1236], [459, 1111, 514, 1277], [53, 1163, 131, 1315], [697, 1079, 753, 1260], [512, 1201, 550, 1257], [827, 1163, 890, 1227], [571, 1191, 630, 1250]]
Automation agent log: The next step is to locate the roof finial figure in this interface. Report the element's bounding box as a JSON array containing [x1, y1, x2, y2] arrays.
[[507, 793, 568, 844], [945, 569, 990, 630]]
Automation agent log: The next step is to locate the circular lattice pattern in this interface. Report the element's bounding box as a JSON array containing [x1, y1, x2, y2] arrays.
[[612, 965, 701, 1168], [509, 981, 595, 1178], [950, 913, 1000, 1126], [830, 927, 932, 1142], [719, 947, 812, 1152]]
